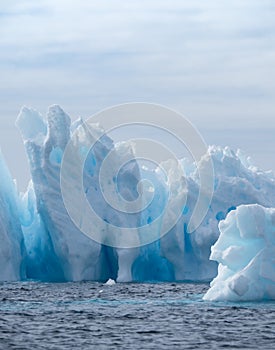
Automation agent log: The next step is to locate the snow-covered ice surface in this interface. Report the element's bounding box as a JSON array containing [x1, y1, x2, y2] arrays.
[[0, 104, 274, 296], [204, 204, 275, 301]]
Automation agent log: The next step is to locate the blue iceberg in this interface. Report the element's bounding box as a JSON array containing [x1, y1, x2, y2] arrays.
[[16, 105, 141, 282], [0, 104, 274, 295]]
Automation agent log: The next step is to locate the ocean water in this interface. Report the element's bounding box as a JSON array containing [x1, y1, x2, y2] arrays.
[[0, 282, 275, 349]]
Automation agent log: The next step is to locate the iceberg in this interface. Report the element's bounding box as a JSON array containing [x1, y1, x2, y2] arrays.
[[156, 146, 275, 282], [0, 104, 274, 285], [204, 204, 275, 301], [16, 105, 141, 282], [0, 150, 26, 281]]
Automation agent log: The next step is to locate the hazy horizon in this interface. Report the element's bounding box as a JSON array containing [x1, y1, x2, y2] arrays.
[[1, 0, 274, 189]]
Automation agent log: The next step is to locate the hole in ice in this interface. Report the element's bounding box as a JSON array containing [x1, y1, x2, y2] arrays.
[[216, 211, 225, 221], [227, 206, 236, 213]]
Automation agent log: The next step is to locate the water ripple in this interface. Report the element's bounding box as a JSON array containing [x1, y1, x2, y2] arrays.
[[0, 282, 275, 349]]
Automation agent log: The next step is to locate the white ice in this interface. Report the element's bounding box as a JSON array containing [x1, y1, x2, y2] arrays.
[[204, 204, 275, 301]]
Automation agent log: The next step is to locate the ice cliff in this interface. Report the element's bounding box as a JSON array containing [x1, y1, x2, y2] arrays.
[[0, 104, 274, 293], [16, 105, 140, 282]]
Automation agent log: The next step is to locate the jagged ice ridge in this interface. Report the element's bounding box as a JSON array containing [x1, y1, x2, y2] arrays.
[[0, 105, 274, 301]]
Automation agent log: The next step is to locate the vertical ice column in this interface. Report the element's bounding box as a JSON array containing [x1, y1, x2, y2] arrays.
[[16, 105, 142, 282], [0, 150, 26, 281], [17, 106, 106, 281]]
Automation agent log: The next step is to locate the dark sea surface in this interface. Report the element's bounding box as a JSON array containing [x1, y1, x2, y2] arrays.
[[0, 282, 275, 349]]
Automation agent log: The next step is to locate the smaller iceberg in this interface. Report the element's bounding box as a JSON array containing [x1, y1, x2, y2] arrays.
[[204, 204, 275, 301], [105, 278, 116, 285]]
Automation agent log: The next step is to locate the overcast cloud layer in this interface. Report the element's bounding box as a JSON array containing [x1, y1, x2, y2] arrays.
[[0, 0, 275, 188]]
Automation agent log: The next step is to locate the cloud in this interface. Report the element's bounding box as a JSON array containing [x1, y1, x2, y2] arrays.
[[0, 0, 275, 187]]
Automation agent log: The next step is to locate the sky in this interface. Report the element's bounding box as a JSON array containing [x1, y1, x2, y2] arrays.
[[0, 0, 275, 189]]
